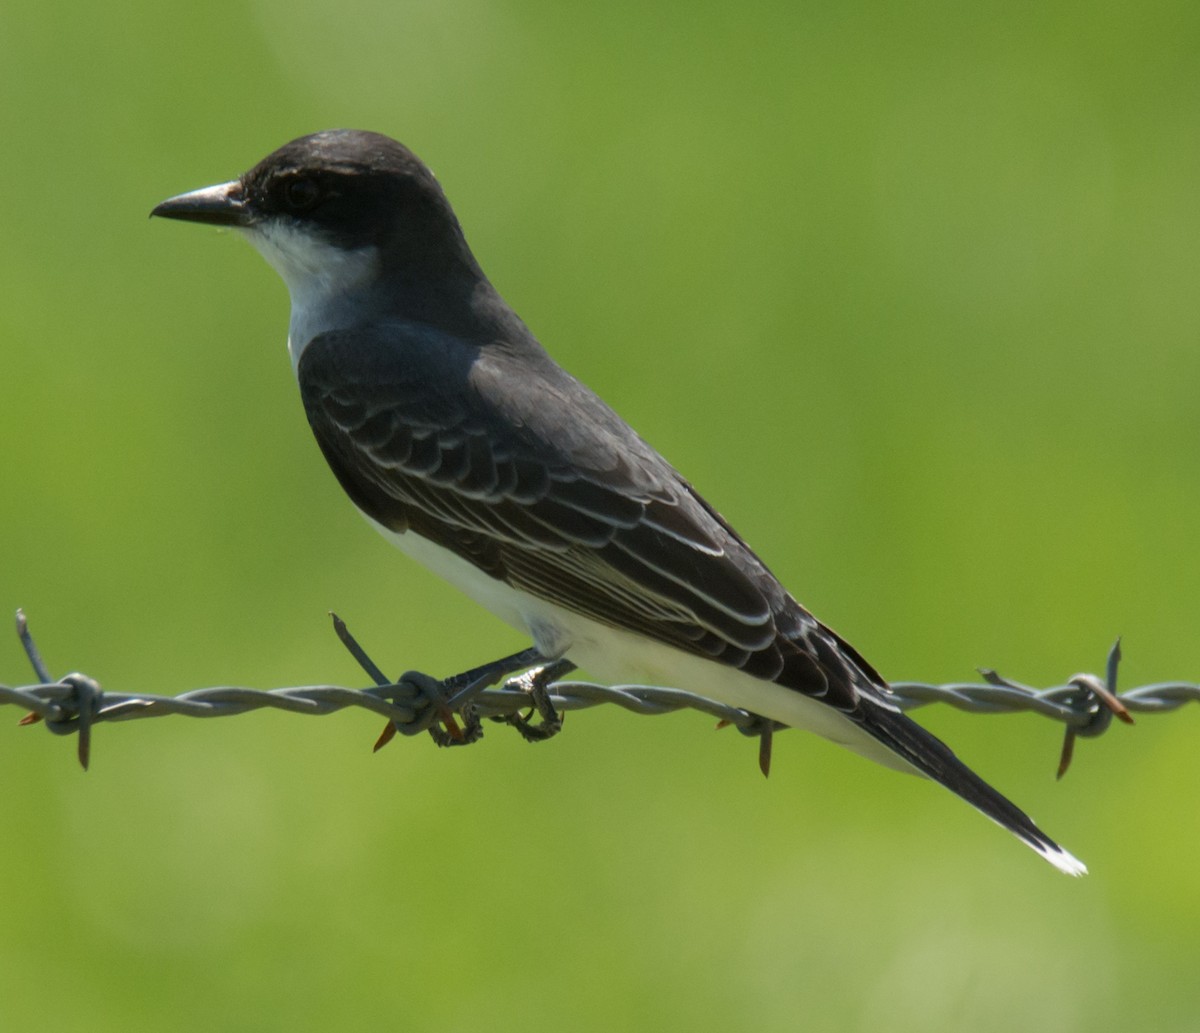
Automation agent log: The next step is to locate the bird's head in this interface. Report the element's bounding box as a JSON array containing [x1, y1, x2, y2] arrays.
[[152, 130, 480, 316]]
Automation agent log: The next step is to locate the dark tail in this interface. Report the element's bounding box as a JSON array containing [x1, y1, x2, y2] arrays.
[[857, 698, 1086, 876]]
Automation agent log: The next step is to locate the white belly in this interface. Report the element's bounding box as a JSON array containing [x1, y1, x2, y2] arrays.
[[371, 518, 912, 771]]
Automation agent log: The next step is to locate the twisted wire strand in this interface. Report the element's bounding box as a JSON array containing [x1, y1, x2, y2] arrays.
[[7, 670, 1196, 731], [3, 611, 1195, 772]]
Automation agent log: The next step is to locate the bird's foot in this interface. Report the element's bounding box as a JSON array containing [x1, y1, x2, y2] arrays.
[[330, 611, 548, 750], [330, 614, 574, 750], [495, 658, 574, 742], [382, 670, 484, 747]]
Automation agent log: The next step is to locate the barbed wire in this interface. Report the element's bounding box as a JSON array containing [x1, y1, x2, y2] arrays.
[[3, 610, 1196, 776]]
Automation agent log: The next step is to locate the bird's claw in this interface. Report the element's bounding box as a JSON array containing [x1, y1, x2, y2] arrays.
[[392, 669, 484, 747], [427, 701, 484, 747], [495, 660, 571, 742]]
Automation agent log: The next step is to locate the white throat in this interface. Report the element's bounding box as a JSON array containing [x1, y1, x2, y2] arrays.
[[240, 220, 379, 373]]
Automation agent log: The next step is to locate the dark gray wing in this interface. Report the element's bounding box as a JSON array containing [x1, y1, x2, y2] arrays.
[[297, 323, 875, 711]]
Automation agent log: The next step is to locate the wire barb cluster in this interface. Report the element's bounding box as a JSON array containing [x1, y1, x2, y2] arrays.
[[4, 610, 1195, 774]]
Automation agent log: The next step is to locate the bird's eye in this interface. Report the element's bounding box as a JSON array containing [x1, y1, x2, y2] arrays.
[[282, 177, 321, 211]]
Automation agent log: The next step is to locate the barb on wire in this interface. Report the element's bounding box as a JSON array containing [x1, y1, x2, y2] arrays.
[[4, 609, 1194, 775]]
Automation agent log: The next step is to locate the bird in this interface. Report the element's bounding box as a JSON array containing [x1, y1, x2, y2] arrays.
[[151, 129, 1085, 875]]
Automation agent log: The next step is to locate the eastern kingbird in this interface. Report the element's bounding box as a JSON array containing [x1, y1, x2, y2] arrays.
[[152, 130, 1085, 875]]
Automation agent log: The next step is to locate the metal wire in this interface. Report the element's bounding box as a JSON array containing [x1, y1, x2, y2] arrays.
[[3, 611, 1195, 772]]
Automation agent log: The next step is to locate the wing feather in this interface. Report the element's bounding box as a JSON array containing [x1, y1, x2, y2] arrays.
[[297, 325, 864, 710]]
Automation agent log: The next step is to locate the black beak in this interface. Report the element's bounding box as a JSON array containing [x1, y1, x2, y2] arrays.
[[151, 180, 250, 227]]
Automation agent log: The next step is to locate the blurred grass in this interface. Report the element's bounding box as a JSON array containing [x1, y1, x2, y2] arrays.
[[3, 1, 1199, 1030]]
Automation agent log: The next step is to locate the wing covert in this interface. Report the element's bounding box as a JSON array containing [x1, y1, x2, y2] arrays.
[[297, 324, 864, 708]]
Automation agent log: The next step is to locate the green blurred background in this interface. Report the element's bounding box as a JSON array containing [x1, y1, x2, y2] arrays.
[[3, 1, 1198, 1030]]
